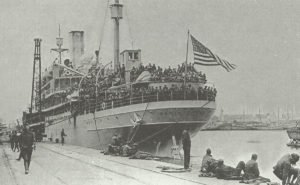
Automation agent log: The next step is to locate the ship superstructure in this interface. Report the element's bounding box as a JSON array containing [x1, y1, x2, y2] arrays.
[[23, 0, 216, 156]]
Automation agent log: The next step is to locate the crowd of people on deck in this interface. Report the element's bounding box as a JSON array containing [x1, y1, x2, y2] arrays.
[[42, 62, 213, 111], [108, 84, 216, 102], [79, 84, 217, 113], [130, 63, 206, 83], [73, 62, 215, 111]]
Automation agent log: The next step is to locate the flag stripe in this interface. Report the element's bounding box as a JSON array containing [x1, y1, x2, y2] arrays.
[[193, 58, 219, 64], [194, 53, 211, 57], [216, 55, 229, 69], [223, 59, 233, 69], [194, 61, 220, 66], [194, 56, 216, 62], [217, 55, 231, 71], [225, 60, 236, 69], [194, 52, 214, 59]]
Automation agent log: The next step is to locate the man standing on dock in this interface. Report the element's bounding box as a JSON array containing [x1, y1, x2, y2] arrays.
[[61, 128, 67, 145], [16, 129, 23, 161], [10, 131, 16, 151], [182, 129, 191, 170], [20, 125, 35, 174]]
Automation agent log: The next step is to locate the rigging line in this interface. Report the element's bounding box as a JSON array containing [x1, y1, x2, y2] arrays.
[[124, 0, 134, 49], [98, 0, 110, 53], [47, 116, 72, 126], [93, 112, 102, 150], [136, 125, 173, 146], [133, 100, 213, 145], [128, 102, 149, 143]]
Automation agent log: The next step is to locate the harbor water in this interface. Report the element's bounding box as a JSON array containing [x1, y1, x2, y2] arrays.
[[191, 130, 297, 182]]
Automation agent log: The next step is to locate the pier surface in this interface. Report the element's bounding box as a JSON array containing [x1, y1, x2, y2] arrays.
[[0, 142, 244, 185]]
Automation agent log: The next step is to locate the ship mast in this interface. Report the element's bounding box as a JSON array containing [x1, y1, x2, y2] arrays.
[[51, 25, 68, 64], [110, 0, 123, 72]]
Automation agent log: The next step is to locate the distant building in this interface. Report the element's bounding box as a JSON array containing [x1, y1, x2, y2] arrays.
[[223, 113, 271, 123]]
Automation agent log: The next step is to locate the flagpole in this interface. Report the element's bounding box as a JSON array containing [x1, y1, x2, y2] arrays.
[[184, 30, 190, 99]]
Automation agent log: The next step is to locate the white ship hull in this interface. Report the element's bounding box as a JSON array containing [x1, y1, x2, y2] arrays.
[[45, 100, 216, 156]]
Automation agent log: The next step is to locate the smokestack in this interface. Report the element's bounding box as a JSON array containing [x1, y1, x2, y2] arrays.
[[110, 0, 123, 72], [69, 31, 84, 67]]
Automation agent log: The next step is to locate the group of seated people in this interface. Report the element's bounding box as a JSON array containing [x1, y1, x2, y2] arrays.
[[200, 149, 300, 185], [104, 134, 155, 160], [200, 149, 260, 181], [130, 63, 206, 83], [105, 134, 139, 157]]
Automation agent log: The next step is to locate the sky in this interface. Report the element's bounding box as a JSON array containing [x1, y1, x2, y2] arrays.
[[0, 0, 300, 123]]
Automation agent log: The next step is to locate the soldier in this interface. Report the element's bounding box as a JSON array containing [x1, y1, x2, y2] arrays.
[[14, 131, 21, 152], [244, 154, 260, 180], [182, 129, 191, 169], [20, 125, 35, 174], [10, 131, 16, 151], [215, 159, 245, 179], [16, 129, 23, 161], [201, 148, 214, 172], [61, 129, 67, 145], [273, 153, 299, 185]]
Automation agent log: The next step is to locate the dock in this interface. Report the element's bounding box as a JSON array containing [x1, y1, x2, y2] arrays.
[[0, 142, 243, 185]]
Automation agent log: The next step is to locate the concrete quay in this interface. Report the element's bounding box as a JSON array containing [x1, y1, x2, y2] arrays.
[[0, 142, 245, 185]]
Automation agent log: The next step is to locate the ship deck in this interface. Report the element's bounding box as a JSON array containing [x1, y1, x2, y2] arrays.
[[0, 142, 245, 185]]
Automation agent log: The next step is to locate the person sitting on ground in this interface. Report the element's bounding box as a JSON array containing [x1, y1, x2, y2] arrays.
[[244, 154, 260, 180], [115, 134, 122, 147], [273, 153, 299, 185], [121, 143, 138, 157], [215, 159, 245, 180], [240, 154, 270, 184], [198, 158, 219, 177], [201, 148, 214, 172], [107, 134, 122, 155], [111, 134, 118, 146]]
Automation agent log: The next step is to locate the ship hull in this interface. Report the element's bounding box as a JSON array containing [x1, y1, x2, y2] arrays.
[[287, 128, 300, 140], [45, 100, 216, 156]]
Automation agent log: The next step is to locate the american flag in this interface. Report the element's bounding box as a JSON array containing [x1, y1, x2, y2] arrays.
[[191, 34, 236, 72]]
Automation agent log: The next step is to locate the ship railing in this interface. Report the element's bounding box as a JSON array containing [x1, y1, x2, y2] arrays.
[[79, 91, 215, 115]]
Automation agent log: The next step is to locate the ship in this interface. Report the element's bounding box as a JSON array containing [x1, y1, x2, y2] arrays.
[[22, 0, 216, 157], [287, 121, 300, 147]]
